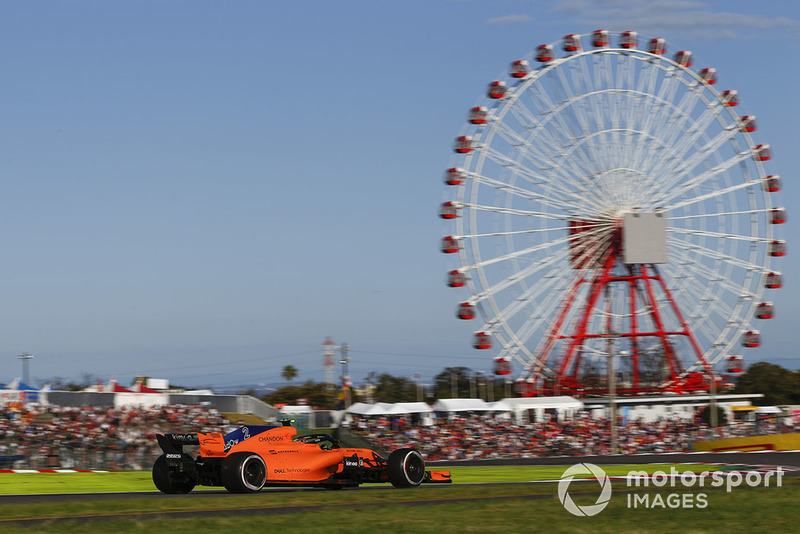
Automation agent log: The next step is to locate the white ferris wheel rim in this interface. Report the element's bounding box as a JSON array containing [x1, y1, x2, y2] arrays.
[[444, 31, 783, 382]]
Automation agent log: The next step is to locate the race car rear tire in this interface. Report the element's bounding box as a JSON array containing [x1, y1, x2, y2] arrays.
[[221, 452, 267, 493], [152, 454, 196, 494], [387, 448, 425, 488]]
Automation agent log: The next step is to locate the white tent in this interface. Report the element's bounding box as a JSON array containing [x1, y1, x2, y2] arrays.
[[344, 402, 435, 425], [497, 396, 584, 423], [432, 398, 491, 413], [388, 402, 434, 415], [364, 402, 405, 415], [279, 405, 314, 415], [346, 402, 376, 415], [346, 402, 434, 416]]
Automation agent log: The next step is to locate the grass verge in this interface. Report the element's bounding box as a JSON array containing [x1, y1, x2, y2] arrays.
[[0, 464, 797, 533]]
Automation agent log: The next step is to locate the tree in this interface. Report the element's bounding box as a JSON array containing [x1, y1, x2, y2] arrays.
[[732, 362, 800, 406], [697, 404, 728, 426], [432, 367, 474, 399], [281, 365, 298, 385], [371, 373, 417, 403], [263, 380, 337, 409]]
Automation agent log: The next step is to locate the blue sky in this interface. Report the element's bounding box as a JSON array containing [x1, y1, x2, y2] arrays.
[[1, 1, 798, 390]]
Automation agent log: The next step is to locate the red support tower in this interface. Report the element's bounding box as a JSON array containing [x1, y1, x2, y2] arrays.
[[531, 219, 711, 396]]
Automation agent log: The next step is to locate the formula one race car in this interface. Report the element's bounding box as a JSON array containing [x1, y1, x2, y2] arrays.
[[152, 421, 451, 493]]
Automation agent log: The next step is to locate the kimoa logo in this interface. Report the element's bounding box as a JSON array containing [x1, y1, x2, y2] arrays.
[[558, 463, 612, 517]]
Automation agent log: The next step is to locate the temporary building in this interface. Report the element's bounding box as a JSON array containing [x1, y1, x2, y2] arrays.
[[494, 396, 584, 423], [432, 398, 491, 414], [345, 402, 435, 425]]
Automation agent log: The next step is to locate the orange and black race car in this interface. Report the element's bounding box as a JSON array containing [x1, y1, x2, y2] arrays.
[[152, 421, 451, 493]]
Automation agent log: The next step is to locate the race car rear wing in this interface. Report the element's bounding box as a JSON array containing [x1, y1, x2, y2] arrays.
[[156, 433, 200, 454], [156, 425, 278, 455]]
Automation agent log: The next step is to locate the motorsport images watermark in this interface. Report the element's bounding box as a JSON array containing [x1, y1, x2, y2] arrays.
[[557, 462, 785, 516]]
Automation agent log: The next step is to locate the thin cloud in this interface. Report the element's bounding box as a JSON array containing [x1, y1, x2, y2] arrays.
[[487, 14, 533, 25], [552, 0, 800, 40]]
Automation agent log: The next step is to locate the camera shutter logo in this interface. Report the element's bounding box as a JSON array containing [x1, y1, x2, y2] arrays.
[[558, 463, 612, 516]]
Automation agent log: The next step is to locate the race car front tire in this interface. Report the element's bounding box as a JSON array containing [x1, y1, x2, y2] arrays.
[[152, 454, 196, 494], [387, 448, 425, 488], [221, 452, 268, 493]]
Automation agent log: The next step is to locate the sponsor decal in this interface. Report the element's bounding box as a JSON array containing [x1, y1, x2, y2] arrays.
[[199, 433, 223, 444], [167, 434, 196, 443], [258, 435, 285, 443]]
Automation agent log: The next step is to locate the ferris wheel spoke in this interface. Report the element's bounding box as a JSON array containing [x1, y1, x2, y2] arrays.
[[661, 174, 759, 211], [667, 247, 763, 302], [580, 55, 615, 169], [513, 281, 579, 361], [660, 259, 750, 347], [641, 67, 683, 139], [526, 74, 586, 147], [554, 59, 609, 171], [460, 201, 571, 220], [630, 61, 674, 168], [666, 248, 758, 303], [657, 79, 708, 151], [465, 234, 573, 270], [467, 171, 584, 213], [569, 225, 617, 268], [484, 263, 572, 330], [667, 234, 766, 274], [487, 117, 589, 186], [638, 90, 707, 175], [659, 126, 744, 190], [653, 109, 730, 180], [668, 225, 766, 245], [657, 273, 738, 340], [527, 90, 617, 182], [463, 226, 561, 240], [478, 142, 598, 208], [468, 248, 569, 302], [668, 207, 772, 223]]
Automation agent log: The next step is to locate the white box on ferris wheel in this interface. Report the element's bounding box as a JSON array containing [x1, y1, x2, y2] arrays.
[[622, 212, 667, 264]]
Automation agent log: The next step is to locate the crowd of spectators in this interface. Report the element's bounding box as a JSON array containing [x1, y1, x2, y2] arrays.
[[0, 403, 792, 470], [0, 404, 231, 470], [348, 412, 792, 461]]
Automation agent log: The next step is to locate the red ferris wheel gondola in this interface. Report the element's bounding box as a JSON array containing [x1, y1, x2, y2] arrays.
[[563, 34, 581, 52], [763, 175, 781, 193], [726, 355, 745, 374], [592, 29, 609, 48], [620, 31, 637, 49], [493, 356, 512, 376]]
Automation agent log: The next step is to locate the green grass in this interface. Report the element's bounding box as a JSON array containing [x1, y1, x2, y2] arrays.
[[0, 480, 798, 533], [0, 471, 154, 495], [1, 465, 797, 533]]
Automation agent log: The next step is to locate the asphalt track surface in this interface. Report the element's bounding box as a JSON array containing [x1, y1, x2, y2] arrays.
[[2, 450, 798, 525], [428, 449, 800, 468]]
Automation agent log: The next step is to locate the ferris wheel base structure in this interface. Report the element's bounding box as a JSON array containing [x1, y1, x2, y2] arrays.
[[440, 30, 784, 398]]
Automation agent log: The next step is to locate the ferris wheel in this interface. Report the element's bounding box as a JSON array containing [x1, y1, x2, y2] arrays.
[[440, 30, 785, 396]]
